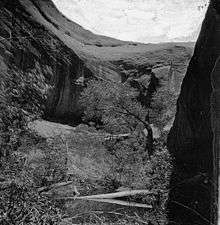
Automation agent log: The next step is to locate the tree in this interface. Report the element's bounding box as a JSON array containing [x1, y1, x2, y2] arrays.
[[79, 79, 154, 156]]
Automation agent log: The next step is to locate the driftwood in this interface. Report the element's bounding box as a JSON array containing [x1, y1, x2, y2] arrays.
[[79, 130, 131, 141], [56, 190, 153, 200], [0, 180, 75, 192], [104, 133, 131, 140], [84, 198, 152, 209], [38, 181, 74, 193]]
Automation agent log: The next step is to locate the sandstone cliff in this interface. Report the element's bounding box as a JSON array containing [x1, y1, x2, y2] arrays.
[[0, 0, 193, 124], [168, 1, 220, 224]]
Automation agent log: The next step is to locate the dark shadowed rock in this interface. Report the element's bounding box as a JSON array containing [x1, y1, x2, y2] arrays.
[[167, 1, 220, 224]]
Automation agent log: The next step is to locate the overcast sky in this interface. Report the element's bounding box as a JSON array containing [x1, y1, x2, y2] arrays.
[[53, 0, 209, 43]]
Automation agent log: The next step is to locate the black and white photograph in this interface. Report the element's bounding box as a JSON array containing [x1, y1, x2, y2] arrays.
[[0, 0, 219, 224]]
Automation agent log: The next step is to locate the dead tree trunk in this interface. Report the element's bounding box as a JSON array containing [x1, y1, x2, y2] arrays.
[[143, 113, 154, 156]]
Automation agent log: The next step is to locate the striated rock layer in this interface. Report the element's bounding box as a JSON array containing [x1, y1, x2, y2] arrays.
[[167, 1, 220, 224]]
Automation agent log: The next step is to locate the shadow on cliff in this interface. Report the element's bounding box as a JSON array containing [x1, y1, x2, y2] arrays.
[[167, 1, 220, 224]]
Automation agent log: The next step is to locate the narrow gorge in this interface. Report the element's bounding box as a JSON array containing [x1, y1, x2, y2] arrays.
[[0, 0, 218, 224]]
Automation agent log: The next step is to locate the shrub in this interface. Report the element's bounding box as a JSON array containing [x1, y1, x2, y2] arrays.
[[0, 151, 62, 225], [80, 79, 154, 158], [79, 79, 146, 133], [0, 68, 48, 157], [18, 136, 68, 187], [0, 67, 63, 224]]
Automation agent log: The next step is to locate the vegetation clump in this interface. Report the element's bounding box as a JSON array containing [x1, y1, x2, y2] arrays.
[[0, 68, 63, 224], [0, 67, 174, 224], [79, 79, 172, 207]]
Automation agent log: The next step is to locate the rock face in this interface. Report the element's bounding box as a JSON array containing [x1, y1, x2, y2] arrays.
[[0, 0, 94, 123], [0, 0, 193, 124], [167, 1, 220, 224]]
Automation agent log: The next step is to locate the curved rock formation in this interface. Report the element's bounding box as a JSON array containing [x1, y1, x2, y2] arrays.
[[167, 1, 220, 224], [0, 0, 94, 122], [0, 0, 193, 124]]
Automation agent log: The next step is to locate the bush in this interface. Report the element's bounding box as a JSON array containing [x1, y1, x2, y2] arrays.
[[0, 67, 63, 224], [0, 151, 62, 225], [80, 78, 173, 201], [18, 136, 68, 187], [0, 181, 62, 225], [0, 68, 48, 157], [79, 79, 146, 133], [80, 79, 154, 158]]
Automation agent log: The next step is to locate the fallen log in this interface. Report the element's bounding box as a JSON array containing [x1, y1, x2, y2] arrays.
[[56, 189, 153, 200], [104, 133, 131, 140], [79, 131, 131, 140], [84, 198, 152, 209], [0, 180, 76, 193], [38, 181, 74, 193]]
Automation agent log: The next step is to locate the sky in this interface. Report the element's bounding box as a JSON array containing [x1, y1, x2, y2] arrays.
[[52, 0, 209, 43]]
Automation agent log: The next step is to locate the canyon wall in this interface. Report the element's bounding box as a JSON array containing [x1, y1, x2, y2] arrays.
[[167, 1, 220, 224], [0, 0, 192, 125], [0, 0, 94, 122]]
